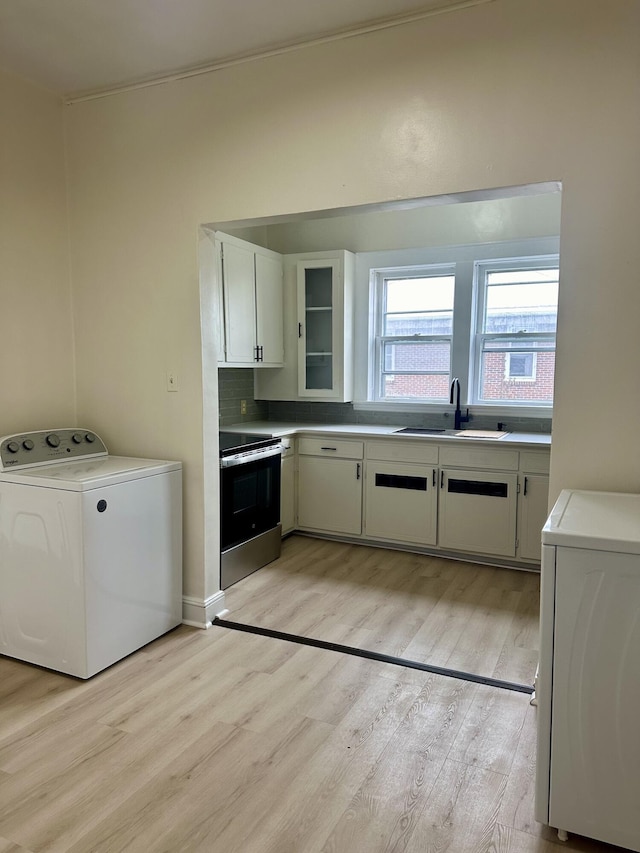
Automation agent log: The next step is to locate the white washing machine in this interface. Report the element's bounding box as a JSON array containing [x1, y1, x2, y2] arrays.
[[0, 428, 182, 678]]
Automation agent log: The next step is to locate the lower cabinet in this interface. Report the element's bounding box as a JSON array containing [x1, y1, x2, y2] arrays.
[[364, 460, 437, 545], [297, 438, 363, 535], [291, 434, 549, 564], [280, 439, 296, 535], [438, 468, 519, 558], [517, 474, 549, 561]]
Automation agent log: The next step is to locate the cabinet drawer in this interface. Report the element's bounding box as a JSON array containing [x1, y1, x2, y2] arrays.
[[439, 445, 519, 471], [520, 450, 550, 474], [298, 437, 363, 459], [366, 440, 439, 465]]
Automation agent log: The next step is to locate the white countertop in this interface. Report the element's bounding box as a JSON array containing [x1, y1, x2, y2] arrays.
[[222, 421, 551, 448]]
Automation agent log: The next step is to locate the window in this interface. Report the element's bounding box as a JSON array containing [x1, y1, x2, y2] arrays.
[[367, 247, 559, 412], [473, 260, 559, 405], [372, 266, 455, 402], [506, 352, 536, 380]]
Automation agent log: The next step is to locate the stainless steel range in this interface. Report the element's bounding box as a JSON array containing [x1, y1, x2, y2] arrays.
[[219, 431, 283, 589]]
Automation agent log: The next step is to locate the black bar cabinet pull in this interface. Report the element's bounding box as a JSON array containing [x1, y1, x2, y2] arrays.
[[321, 446, 337, 451], [356, 463, 361, 480], [298, 323, 303, 338], [440, 471, 444, 489], [524, 476, 528, 496]]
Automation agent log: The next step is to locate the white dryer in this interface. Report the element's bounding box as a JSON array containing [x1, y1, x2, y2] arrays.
[[0, 428, 182, 678], [536, 489, 640, 851]]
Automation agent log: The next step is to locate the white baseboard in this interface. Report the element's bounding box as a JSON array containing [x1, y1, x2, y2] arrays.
[[182, 591, 226, 628]]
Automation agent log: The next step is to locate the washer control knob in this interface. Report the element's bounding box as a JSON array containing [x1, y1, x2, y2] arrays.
[[7, 441, 20, 453], [85, 433, 96, 443], [22, 439, 34, 451], [72, 433, 83, 444], [46, 434, 60, 448]]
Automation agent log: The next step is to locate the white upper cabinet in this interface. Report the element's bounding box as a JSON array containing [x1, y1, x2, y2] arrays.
[[255, 252, 284, 365], [254, 249, 355, 402], [215, 232, 284, 367], [296, 252, 354, 400]]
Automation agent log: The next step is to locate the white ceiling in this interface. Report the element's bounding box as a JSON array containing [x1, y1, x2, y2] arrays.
[[0, 0, 489, 98]]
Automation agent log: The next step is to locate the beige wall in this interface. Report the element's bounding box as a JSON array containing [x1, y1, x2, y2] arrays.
[[0, 71, 76, 433], [64, 0, 640, 604]]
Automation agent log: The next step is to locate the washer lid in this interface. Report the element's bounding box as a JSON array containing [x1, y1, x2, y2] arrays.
[[543, 489, 640, 554], [0, 456, 181, 490]]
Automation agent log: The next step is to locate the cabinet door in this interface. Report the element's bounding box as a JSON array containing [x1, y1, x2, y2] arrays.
[[438, 468, 518, 557], [297, 259, 340, 397], [222, 241, 257, 364], [280, 454, 296, 535], [364, 461, 437, 545], [297, 456, 362, 535], [297, 258, 353, 400], [517, 474, 549, 561], [255, 252, 284, 366]]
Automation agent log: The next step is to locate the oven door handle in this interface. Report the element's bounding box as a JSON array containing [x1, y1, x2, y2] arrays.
[[220, 445, 283, 468]]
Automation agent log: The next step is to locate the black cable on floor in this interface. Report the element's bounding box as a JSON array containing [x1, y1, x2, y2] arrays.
[[212, 618, 534, 695]]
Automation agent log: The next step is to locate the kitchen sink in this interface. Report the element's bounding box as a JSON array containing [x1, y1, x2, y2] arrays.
[[454, 429, 509, 439], [393, 427, 449, 435]]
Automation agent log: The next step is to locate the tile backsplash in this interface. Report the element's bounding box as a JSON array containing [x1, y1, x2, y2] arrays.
[[264, 400, 551, 433], [218, 369, 268, 426], [219, 369, 551, 434]]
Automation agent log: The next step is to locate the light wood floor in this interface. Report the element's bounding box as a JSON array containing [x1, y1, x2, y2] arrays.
[[225, 535, 541, 686], [0, 538, 623, 852]]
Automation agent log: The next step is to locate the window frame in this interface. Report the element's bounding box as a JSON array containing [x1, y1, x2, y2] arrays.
[[471, 255, 559, 407], [506, 351, 537, 381], [371, 264, 456, 404], [357, 239, 560, 418]]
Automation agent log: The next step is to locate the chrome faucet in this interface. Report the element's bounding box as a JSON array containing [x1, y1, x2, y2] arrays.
[[449, 377, 470, 431]]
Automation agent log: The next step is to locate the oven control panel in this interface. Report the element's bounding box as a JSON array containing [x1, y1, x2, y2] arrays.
[[0, 429, 108, 470]]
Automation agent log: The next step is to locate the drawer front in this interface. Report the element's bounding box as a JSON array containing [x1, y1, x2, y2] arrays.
[[366, 440, 439, 465], [439, 445, 519, 471], [520, 450, 550, 474], [298, 437, 364, 459]]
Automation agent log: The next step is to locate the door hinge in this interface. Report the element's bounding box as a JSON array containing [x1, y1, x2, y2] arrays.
[[515, 538, 519, 550], [517, 482, 521, 494]]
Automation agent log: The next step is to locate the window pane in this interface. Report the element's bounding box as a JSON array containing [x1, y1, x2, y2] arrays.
[[384, 312, 452, 336], [383, 340, 450, 373], [385, 276, 454, 313], [484, 274, 558, 335], [507, 352, 535, 378], [384, 277, 454, 335], [383, 374, 450, 400], [381, 339, 450, 401], [479, 349, 555, 403], [488, 269, 558, 285], [482, 338, 555, 353]]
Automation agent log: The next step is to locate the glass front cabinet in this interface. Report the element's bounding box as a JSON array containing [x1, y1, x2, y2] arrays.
[[296, 251, 354, 401]]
